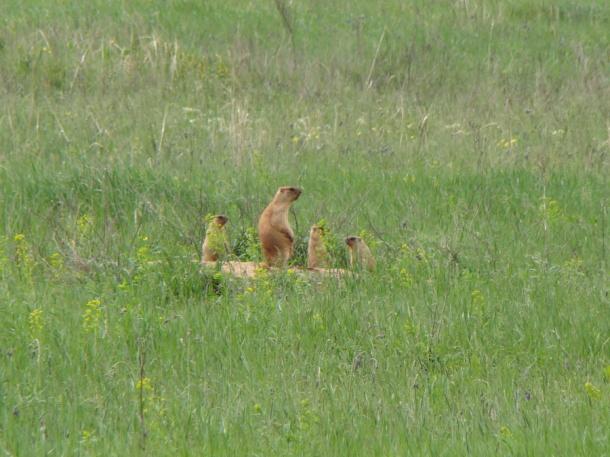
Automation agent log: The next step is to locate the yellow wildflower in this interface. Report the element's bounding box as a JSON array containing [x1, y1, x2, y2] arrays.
[[28, 308, 44, 338], [83, 299, 102, 333], [584, 382, 601, 400], [136, 377, 153, 392], [499, 426, 512, 438]]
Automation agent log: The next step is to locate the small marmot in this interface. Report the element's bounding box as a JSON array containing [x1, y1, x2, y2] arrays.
[[307, 225, 330, 269], [345, 236, 376, 271], [258, 186, 302, 267], [202, 215, 230, 262]]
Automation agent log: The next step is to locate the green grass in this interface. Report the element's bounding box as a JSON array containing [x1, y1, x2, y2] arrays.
[[1, 0, 609, 455]]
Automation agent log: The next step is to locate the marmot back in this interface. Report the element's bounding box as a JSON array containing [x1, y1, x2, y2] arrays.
[[202, 215, 229, 262], [307, 225, 329, 269], [345, 236, 376, 271], [258, 187, 302, 267]]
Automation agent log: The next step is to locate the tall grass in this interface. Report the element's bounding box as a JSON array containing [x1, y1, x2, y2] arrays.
[[0, 0, 608, 455]]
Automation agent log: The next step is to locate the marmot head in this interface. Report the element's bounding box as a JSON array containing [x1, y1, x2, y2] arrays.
[[212, 215, 229, 227], [345, 236, 361, 248], [275, 186, 302, 203], [310, 225, 324, 239]]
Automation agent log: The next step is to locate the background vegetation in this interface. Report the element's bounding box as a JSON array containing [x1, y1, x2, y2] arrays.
[[0, 0, 608, 455]]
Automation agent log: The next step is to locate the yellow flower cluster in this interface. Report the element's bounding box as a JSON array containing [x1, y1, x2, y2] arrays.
[[49, 252, 64, 270], [77, 214, 93, 237], [135, 377, 153, 393], [499, 426, 512, 438], [83, 299, 102, 333], [28, 308, 44, 339], [584, 382, 601, 400], [497, 137, 517, 148], [14, 234, 35, 279], [81, 429, 96, 444]]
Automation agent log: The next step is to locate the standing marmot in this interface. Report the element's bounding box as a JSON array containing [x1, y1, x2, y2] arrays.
[[202, 215, 230, 262], [345, 236, 376, 271], [307, 225, 330, 269], [258, 186, 302, 267]]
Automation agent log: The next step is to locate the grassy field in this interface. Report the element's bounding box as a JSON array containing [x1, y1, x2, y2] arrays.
[[1, 0, 609, 455]]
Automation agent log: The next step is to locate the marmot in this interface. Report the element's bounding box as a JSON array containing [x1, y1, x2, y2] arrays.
[[202, 215, 230, 262], [258, 186, 302, 267], [307, 225, 330, 269], [345, 236, 376, 271]]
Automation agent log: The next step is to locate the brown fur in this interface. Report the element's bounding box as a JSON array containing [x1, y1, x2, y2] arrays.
[[202, 215, 229, 262], [345, 236, 376, 271], [258, 186, 302, 267], [307, 225, 329, 269]]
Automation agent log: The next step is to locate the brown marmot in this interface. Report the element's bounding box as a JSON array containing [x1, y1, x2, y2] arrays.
[[202, 215, 230, 262], [307, 225, 330, 269], [345, 236, 376, 271], [258, 186, 302, 267]]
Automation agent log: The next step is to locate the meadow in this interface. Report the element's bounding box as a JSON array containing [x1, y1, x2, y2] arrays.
[[0, 0, 609, 455]]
